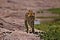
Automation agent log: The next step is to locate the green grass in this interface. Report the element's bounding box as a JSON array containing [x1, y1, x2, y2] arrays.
[[37, 8, 60, 14], [47, 8, 60, 14], [35, 21, 60, 31], [36, 8, 60, 40], [35, 22, 52, 31], [35, 24, 49, 31], [36, 16, 60, 18], [35, 21, 60, 40]]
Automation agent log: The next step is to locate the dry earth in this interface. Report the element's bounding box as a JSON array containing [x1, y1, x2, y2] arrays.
[[0, 0, 60, 40], [0, 28, 40, 40]]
